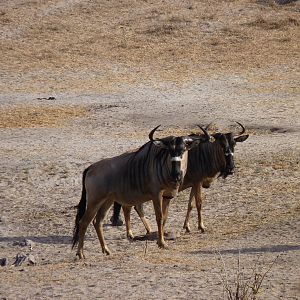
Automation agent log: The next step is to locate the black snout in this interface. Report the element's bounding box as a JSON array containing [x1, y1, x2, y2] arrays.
[[171, 161, 183, 183], [223, 153, 235, 177], [173, 171, 183, 182], [226, 169, 234, 175], [220, 168, 234, 179]]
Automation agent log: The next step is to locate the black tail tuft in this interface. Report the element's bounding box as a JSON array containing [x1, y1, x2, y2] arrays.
[[72, 168, 89, 249]]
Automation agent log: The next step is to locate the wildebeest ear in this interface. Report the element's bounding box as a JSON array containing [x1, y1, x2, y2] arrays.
[[212, 133, 223, 140], [209, 136, 215, 142], [234, 134, 249, 142], [185, 139, 201, 150], [152, 140, 168, 149]]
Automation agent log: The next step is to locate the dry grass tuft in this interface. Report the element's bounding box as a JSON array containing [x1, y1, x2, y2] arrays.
[[244, 16, 299, 30], [0, 105, 88, 128]]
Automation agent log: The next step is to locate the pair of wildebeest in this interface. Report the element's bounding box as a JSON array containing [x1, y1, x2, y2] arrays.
[[72, 123, 248, 259]]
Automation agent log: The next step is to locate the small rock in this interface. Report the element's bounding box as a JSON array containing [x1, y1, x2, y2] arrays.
[[27, 254, 36, 265], [36, 96, 56, 101], [12, 239, 34, 250], [19, 268, 27, 272], [0, 216, 7, 225], [24, 239, 34, 250], [13, 253, 37, 267], [0, 258, 8, 266], [13, 253, 27, 266]]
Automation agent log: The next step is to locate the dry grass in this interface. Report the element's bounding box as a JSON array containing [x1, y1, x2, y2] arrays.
[[244, 16, 299, 29], [0, 104, 88, 128], [0, 0, 299, 93], [0, 2, 299, 298]]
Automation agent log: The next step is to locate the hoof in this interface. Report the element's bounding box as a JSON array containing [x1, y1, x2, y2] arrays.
[[198, 224, 206, 233], [102, 247, 111, 255], [76, 252, 85, 259], [183, 224, 191, 233], [157, 241, 168, 249], [127, 233, 134, 240], [110, 216, 123, 226]]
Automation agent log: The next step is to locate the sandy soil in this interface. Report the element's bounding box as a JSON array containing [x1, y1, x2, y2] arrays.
[[0, 0, 299, 299]]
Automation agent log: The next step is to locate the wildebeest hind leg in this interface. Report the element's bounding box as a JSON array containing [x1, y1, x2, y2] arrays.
[[122, 205, 134, 240], [134, 204, 152, 235], [93, 198, 114, 255], [76, 204, 100, 259], [195, 184, 206, 232]]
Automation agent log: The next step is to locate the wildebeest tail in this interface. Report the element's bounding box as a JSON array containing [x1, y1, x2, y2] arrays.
[[72, 168, 88, 249]]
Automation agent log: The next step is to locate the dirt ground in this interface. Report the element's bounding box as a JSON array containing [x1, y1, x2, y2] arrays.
[[0, 0, 299, 299]]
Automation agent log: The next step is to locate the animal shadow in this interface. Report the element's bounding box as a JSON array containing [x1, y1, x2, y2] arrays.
[[191, 244, 300, 255]]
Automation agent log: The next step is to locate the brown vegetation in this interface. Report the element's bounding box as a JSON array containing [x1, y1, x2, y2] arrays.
[[0, 0, 299, 93], [0, 105, 87, 128]]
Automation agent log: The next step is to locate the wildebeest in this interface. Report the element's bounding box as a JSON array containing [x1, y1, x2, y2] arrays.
[[72, 126, 210, 258], [182, 122, 249, 232], [111, 122, 249, 236]]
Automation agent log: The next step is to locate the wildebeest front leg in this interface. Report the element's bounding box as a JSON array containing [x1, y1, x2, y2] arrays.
[[122, 205, 134, 240], [195, 184, 206, 232], [162, 197, 171, 233], [183, 186, 196, 233], [152, 195, 167, 249], [134, 204, 152, 235], [93, 199, 114, 255]]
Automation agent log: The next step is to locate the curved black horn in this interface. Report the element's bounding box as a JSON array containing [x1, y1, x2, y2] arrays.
[[205, 122, 213, 131], [236, 122, 245, 135], [197, 125, 210, 141], [149, 125, 161, 141]]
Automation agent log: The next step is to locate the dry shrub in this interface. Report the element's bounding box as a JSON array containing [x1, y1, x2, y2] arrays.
[[218, 252, 280, 300], [0, 12, 10, 25], [144, 24, 177, 35], [245, 16, 299, 30], [0, 104, 88, 128]]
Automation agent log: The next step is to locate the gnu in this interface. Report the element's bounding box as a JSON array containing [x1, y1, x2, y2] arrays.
[[182, 122, 249, 232], [72, 125, 210, 258], [111, 122, 249, 236]]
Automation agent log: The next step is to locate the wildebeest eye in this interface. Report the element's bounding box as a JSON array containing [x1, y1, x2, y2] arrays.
[[185, 140, 193, 146], [153, 140, 168, 149]]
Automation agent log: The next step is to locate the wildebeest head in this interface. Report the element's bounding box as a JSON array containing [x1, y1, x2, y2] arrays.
[[212, 122, 249, 178], [149, 125, 210, 184]]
